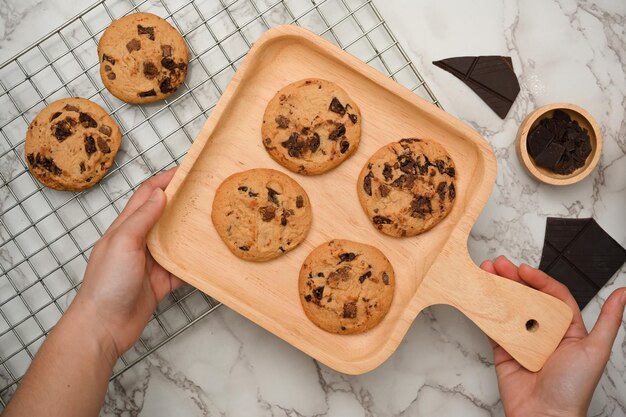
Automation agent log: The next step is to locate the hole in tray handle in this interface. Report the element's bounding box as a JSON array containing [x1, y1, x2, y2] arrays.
[[525, 319, 539, 332]]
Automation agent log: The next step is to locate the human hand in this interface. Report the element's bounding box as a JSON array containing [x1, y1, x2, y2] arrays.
[[73, 168, 183, 358], [480, 256, 626, 417]]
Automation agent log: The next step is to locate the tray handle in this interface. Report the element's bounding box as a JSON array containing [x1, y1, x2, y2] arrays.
[[422, 255, 573, 372]]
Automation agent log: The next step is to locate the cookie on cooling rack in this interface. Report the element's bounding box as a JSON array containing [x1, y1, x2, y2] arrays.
[[98, 12, 189, 104], [299, 239, 395, 334], [262, 79, 361, 175], [211, 168, 312, 261], [25, 98, 121, 192], [357, 138, 457, 237]]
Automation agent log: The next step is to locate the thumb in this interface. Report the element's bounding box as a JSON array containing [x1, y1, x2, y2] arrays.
[[585, 288, 626, 360], [122, 188, 166, 242]]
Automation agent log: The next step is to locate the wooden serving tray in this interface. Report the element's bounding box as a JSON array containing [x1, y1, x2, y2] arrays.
[[147, 25, 572, 374]]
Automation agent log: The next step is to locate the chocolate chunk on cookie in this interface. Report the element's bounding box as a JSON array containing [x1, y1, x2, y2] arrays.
[[25, 98, 121, 192], [299, 239, 395, 334], [357, 138, 457, 237], [98, 12, 189, 104], [211, 168, 312, 261], [262, 79, 361, 175]]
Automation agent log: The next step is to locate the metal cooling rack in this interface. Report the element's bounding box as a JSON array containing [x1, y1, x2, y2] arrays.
[[0, 0, 440, 407]]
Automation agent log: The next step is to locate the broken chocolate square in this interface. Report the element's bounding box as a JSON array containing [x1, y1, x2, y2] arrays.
[[432, 56, 520, 119], [527, 124, 553, 158], [534, 142, 565, 171], [538, 218, 626, 309]]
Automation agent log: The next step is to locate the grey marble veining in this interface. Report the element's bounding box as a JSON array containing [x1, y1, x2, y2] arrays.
[[0, 0, 624, 416]]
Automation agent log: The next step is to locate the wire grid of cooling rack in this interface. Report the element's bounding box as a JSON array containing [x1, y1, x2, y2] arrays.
[[0, 0, 440, 407]]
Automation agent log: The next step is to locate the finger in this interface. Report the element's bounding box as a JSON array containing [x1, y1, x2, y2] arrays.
[[480, 260, 519, 365], [479, 260, 495, 274], [492, 344, 517, 368], [170, 275, 184, 292], [120, 188, 167, 245], [517, 264, 580, 313], [153, 272, 185, 302], [108, 168, 176, 231], [492, 256, 523, 283], [486, 336, 519, 372], [117, 167, 176, 223], [480, 260, 507, 348], [585, 288, 626, 361], [517, 264, 587, 338]]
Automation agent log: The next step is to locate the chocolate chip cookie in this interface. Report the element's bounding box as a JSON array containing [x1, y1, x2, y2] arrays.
[[357, 138, 457, 237], [98, 12, 189, 104], [211, 168, 312, 261], [25, 98, 121, 192], [299, 239, 395, 334], [262, 79, 361, 175]]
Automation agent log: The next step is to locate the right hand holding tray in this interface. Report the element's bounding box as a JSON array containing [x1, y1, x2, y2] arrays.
[[481, 256, 626, 417]]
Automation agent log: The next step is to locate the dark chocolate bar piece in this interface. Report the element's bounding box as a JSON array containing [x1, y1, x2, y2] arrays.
[[432, 56, 520, 119], [538, 218, 626, 309]]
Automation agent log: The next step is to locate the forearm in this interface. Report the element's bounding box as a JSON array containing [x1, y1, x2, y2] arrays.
[[3, 297, 118, 417]]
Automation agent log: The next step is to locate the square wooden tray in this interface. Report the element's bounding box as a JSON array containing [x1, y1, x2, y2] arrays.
[[147, 25, 572, 374]]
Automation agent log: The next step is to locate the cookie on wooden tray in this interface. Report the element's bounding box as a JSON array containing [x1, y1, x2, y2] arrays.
[[98, 12, 189, 104], [357, 138, 457, 237], [262, 79, 361, 175], [299, 239, 395, 335], [211, 168, 312, 261], [25, 98, 121, 192]]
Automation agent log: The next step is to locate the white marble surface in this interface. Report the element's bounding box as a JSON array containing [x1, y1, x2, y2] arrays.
[[0, 0, 624, 416]]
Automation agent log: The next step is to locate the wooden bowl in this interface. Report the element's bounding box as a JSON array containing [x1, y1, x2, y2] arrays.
[[516, 103, 602, 186]]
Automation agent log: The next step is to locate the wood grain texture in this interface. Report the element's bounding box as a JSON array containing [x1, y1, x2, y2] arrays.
[[147, 25, 573, 374], [516, 103, 603, 186]]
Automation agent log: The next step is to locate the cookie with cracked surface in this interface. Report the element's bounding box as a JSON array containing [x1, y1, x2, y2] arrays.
[[262, 79, 361, 175], [98, 12, 189, 104], [211, 168, 312, 261], [299, 239, 395, 334], [25, 98, 121, 192], [357, 138, 457, 237]]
